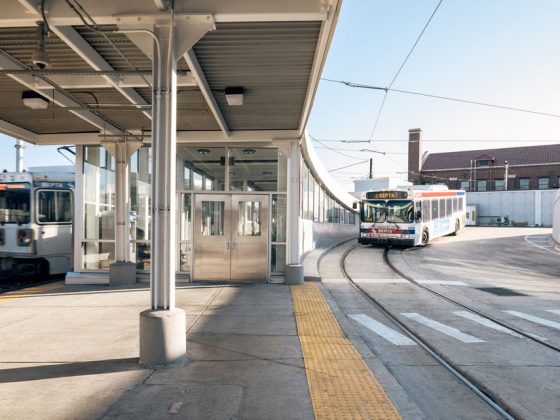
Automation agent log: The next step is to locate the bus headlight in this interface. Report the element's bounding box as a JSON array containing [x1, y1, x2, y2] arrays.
[[401, 234, 410, 239]]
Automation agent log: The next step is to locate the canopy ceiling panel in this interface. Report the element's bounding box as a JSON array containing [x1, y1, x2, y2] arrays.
[[193, 21, 321, 131], [0, 75, 99, 134], [0, 27, 91, 70]]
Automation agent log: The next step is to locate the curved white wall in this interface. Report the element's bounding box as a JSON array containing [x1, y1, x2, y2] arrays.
[[553, 190, 560, 244]]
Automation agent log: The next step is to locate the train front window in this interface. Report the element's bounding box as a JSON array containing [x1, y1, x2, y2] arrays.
[[361, 200, 385, 223], [0, 183, 30, 224], [386, 200, 414, 224]]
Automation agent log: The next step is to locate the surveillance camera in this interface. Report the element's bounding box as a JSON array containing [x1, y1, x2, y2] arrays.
[[31, 48, 51, 70]]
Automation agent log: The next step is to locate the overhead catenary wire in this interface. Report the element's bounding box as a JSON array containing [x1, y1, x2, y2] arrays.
[[366, 0, 444, 142], [328, 160, 369, 173], [322, 79, 560, 119]]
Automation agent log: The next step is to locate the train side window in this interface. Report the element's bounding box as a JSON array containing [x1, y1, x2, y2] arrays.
[[36, 190, 73, 224]]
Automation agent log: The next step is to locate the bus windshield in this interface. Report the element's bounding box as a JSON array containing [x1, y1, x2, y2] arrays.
[[0, 183, 31, 224], [386, 200, 414, 224], [361, 200, 385, 223]]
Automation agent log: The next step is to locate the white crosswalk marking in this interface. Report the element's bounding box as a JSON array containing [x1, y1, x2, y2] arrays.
[[504, 310, 560, 331], [453, 311, 524, 338], [418, 280, 468, 286], [401, 312, 485, 343], [349, 314, 417, 346]]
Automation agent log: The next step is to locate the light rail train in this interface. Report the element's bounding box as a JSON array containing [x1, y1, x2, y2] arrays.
[[358, 185, 466, 246], [0, 168, 74, 278]]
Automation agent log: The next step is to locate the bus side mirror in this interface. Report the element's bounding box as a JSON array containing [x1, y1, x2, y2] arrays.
[[416, 210, 422, 221], [352, 202, 357, 210]]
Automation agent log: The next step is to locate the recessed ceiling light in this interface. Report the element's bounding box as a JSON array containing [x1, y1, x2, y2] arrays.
[[197, 148, 210, 155], [225, 87, 244, 106], [22, 90, 49, 110], [242, 148, 256, 155]]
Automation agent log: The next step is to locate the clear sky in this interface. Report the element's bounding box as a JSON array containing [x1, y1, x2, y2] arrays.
[[1, 1, 560, 191]]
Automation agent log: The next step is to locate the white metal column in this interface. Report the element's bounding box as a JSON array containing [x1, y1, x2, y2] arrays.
[[151, 26, 177, 311], [139, 11, 214, 366], [285, 140, 304, 284]]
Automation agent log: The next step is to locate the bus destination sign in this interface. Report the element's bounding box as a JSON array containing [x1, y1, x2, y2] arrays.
[[366, 191, 409, 200]]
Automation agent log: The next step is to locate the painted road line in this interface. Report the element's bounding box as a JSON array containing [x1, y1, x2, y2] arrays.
[[349, 314, 417, 346], [546, 310, 560, 316], [417, 280, 468, 286], [353, 278, 408, 284], [292, 284, 401, 419], [321, 278, 347, 283], [453, 311, 524, 338], [524, 235, 560, 256], [401, 313, 485, 343], [503, 310, 560, 331]]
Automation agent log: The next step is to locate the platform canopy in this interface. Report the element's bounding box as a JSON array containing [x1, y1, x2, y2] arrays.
[[0, 0, 341, 146]]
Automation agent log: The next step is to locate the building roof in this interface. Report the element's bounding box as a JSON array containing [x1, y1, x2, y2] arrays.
[[422, 144, 560, 170]]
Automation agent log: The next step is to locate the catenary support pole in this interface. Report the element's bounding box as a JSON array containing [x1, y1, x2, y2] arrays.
[[15, 140, 23, 172]]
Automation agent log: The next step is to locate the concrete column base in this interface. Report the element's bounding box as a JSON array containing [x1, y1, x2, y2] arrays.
[[285, 264, 304, 285], [109, 262, 136, 287], [139, 308, 187, 367]]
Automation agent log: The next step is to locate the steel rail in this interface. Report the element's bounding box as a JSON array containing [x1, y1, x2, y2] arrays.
[[340, 243, 517, 420]]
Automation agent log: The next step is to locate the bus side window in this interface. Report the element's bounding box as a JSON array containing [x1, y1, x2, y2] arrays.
[[432, 199, 438, 220], [422, 200, 430, 222]]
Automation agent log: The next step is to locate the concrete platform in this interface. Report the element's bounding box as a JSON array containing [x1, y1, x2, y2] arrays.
[[0, 266, 415, 420]]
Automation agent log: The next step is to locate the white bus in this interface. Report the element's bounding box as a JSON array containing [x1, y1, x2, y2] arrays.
[[0, 168, 74, 278], [358, 186, 466, 246]]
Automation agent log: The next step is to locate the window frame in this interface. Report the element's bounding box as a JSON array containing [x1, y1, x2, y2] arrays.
[[35, 188, 73, 225]]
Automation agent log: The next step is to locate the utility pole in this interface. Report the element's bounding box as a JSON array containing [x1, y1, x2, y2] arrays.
[[15, 140, 24, 172], [368, 158, 373, 179], [504, 161, 509, 191]]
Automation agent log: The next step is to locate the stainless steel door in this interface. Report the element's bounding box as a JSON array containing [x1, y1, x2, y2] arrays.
[[231, 195, 269, 281], [193, 194, 269, 282], [193, 194, 231, 281]]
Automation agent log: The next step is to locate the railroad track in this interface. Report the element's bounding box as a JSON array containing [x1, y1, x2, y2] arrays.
[[340, 243, 523, 420], [0, 275, 63, 295]]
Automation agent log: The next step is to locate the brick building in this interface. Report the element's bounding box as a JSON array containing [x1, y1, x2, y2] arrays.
[[408, 128, 560, 191]]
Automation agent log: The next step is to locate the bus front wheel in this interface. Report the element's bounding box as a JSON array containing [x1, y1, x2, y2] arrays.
[[421, 228, 429, 246]]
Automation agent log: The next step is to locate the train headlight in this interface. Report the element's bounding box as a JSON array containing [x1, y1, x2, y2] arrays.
[[401, 234, 410, 239], [17, 228, 33, 246]]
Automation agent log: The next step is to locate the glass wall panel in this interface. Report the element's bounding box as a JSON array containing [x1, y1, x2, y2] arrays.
[[82, 242, 115, 270], [83, 146, 116, 241], [228, 148, 286, 192], [271, 244, 286, 273], [178, 194, 191, 272], [130, 146, 152, 242], [272, 194, 287, 242], [177, 147, 225, 191]]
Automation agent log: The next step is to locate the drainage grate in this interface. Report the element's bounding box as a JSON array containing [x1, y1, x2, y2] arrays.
[[476, 287, 527, 297]]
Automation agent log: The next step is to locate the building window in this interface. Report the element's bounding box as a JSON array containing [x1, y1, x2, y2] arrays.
[[494, 180, 505, 191], [558, 176, 560, 188], [477, 180, 487, 191], [519, 178, 530, 190], [478, 160, 489, 167], [460, 181, 469, 191], [538, 177, 549, 190]]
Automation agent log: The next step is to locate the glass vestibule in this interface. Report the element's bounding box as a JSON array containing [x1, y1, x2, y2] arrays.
[[80, 144, 288, 278]]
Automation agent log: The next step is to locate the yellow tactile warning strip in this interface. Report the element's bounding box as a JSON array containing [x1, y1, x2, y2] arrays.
[[291, 283, 401, 420], [0, 282, 62, 301]]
